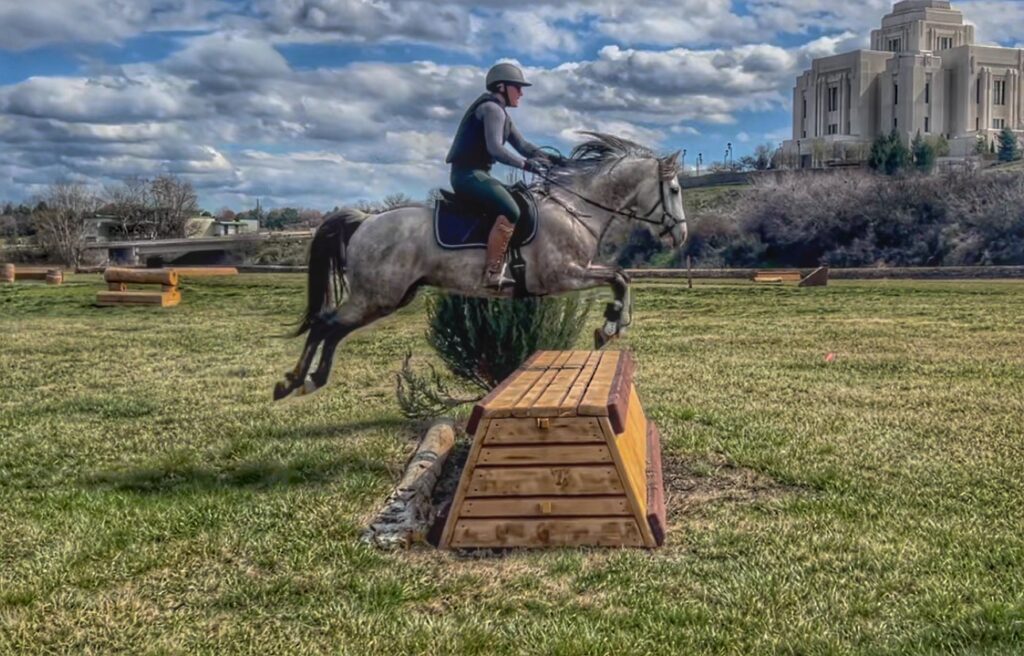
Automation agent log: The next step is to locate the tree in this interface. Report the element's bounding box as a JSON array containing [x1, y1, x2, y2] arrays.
[[868, 134, 891, 172], [150, 175, 199, 238], [998, 127, 1020, 162], [33, 182, 99, 267], [885, 130, 911, 175], [930, 134, 951, 158], [976, 134, 990, 156], [913, 131, 937, 173]]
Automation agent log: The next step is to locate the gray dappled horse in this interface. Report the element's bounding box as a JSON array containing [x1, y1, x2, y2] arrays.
[[274, 132, 687, 401]]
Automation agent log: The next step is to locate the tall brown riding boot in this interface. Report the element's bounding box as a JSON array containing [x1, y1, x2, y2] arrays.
[[482, 215, 516, 289]]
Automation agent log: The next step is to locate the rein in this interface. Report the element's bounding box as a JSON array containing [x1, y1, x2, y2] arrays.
[[536, 163, 685, 242]]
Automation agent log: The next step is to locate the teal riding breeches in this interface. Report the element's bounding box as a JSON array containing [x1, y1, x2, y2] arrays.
[[450, 168, 520, 224]]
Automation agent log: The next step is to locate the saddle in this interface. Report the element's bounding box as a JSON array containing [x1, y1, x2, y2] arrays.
[[433, 181, 539, 251]]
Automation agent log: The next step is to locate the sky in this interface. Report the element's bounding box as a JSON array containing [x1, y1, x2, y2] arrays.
[[1, 0, 1023, 211]]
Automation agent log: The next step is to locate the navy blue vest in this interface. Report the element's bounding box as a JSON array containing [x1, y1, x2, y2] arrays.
[[446, 94, 508, 171]]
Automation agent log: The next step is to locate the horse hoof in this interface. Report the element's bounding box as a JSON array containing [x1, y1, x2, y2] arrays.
[[594, 328, 608, 350], [273, 381, 292, 402]]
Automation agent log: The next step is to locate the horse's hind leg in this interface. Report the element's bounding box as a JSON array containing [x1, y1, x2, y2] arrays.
[[274, 320, 328, 401], [304, 281, 424, 394]]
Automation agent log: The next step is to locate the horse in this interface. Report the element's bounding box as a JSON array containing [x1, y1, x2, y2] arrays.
[[273, 132, 687, 401]]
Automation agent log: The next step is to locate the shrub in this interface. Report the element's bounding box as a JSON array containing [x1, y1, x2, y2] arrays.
[[396, 292, 593, 419]]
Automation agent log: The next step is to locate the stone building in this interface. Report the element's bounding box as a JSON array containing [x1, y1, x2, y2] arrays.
[[783, 0, 1024, 167]]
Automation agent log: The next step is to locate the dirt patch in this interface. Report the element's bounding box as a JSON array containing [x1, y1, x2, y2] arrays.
[[662, 452, 797, 520]]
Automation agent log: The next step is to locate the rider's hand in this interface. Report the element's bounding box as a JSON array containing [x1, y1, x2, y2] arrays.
[[546, 153, 567, 167], [524, 157, 549, 174]]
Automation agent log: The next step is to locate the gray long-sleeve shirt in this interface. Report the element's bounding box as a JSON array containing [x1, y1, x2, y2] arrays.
[[477, 100, 540, 170]]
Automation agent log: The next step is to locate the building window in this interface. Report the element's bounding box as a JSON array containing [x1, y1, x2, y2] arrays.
[[802, 130, 807, 138], [938, 36, 953, 50], [925, 117, 931, 133], [828, 86, 839, 112], [925, 82, 931, 104], [977, 79, 982, 104], [802, 97, 807, 119], [994, 118, 1006, 129], [894, 83, 899, 105], [828, 124, 839, 135], [894, 117, 899, 130], [888, 38, 901, 53], [976, 117, 981, 131], [994, 80, 1007, 106]]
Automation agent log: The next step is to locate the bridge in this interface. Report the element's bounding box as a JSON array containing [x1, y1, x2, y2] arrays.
[[84, 231, 314, 264]]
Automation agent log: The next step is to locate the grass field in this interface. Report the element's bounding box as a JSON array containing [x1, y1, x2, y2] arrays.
[[1, 274, 1022, 655]]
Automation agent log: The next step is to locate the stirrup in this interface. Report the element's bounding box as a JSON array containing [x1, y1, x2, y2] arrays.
[[483, 262, 515, 289]]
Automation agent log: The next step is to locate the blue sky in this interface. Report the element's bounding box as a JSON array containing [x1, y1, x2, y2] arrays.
[[1, 0, 1021, 210]]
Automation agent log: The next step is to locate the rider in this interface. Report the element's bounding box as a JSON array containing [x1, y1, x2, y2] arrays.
[[446, 62, 556, 289]]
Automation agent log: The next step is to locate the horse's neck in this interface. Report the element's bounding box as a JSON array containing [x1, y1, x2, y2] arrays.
[[558, 160, 643, 247]]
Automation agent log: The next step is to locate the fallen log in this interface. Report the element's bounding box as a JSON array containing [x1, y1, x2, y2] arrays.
[[362, 419, 456, 549]]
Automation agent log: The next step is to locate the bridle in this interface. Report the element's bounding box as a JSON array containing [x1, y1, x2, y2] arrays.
[[536, 160, 686, 244]]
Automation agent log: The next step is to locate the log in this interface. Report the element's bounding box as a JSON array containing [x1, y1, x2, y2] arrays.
[[1, 264, 13, 284], [104, 267, 178, 287], [45, 269, 63, 285], [362, 419, 456, 549], [170, 267, 238, 277]]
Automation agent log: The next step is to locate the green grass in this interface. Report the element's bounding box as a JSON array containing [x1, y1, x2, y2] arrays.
[[2, 274, 1023, 655]]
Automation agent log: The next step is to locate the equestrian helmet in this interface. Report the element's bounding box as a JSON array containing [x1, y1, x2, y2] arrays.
[[486, 63, 531, 90]]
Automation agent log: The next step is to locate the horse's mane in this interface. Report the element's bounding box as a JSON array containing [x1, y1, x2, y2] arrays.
[[547, 131, 679, 185]]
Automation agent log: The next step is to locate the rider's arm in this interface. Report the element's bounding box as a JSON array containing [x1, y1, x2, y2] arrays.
[[507, 121, 542, 160], [478, 102, 528, 169]]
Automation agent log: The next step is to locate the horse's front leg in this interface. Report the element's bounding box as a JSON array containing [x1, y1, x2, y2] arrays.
[[555, 264, 630, 350]]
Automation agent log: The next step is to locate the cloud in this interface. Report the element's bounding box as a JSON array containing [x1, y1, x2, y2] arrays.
[[0, 0, 226, 51]]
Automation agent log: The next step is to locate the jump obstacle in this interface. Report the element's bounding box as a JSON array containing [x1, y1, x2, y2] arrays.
[[95, 267, 238, 307], [752, 266, 829, 287], [1, 264, 64, 285], [439, 350, 666, 549]]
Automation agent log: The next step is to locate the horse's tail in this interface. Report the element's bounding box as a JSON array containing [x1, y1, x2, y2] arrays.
[[294, 209, 367, 336]]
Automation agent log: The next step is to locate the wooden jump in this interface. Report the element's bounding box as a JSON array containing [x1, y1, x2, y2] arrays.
[[96, 267, 180, 307], [752, 266, 830, 287], [170, 267, 238, 278], [1, 264, 64, 285], [439, 350, 667, 550]]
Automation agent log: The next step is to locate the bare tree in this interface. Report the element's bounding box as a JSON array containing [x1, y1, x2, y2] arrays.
[[103, 176, 153, 239], [150, 175, 199, 238], [33, 182, 99, 267]]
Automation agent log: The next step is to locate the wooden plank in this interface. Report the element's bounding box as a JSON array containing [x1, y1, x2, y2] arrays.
[[439, 418, 493, 549], [170, 267, 238, 277], [527, 365, 587, 417], [511, 368, 559, 417], [646, 420, 667, 547], [564, 350, 592, 368], [467, 465, 624, 497], [483, 417, 605, 445], [614, 385, 648, 509], [578, 351, 620, 417], [450, 518, 644, 548], [528, 351, 560, 370], [561, 351, 603, 415], [598, 416, 657, 548], [477, 444, 613, 466], [458, 496, 632, 518], [96, 291, 180, 307], [606, 351, 635, 434], [480, 369, 546, 419], [466, 352, 545, 435]]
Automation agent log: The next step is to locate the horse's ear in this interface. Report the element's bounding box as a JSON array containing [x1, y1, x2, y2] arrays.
[[660, 151, 682, 177], [664, 150, 682, 166]]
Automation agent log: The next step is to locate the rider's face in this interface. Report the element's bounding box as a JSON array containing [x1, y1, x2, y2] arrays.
[[506, 84, 523, 107]]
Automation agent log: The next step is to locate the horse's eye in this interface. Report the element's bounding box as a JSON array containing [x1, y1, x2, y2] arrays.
[[671, 187, 680, 194]]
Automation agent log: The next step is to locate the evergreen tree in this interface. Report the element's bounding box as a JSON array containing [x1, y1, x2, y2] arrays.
[[868, 134, 891, 172], [884, 130, 911, 175], [913, 131, 937, 173], [998, 127, 1020, 162]]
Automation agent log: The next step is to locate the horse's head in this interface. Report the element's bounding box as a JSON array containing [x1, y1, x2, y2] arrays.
[[630, 151, 687, 249], [561, 133, 687, 249]]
